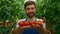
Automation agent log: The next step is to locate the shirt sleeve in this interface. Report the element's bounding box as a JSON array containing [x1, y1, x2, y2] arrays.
[[39, 19, 46, 29], [16, 20, 20, 28], [43, 23, 46, 29]]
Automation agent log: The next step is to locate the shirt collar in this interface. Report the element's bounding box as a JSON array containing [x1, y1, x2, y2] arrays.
[[26, 16, 36, 22]]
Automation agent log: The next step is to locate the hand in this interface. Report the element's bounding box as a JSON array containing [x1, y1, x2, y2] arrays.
[[32, 24, 42, 28]]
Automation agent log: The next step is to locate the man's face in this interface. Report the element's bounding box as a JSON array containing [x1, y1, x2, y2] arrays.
[[25, 4, 36, 18]]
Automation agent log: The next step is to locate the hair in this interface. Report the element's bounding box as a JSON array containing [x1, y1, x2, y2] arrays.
[[24, 1, 36, 9]]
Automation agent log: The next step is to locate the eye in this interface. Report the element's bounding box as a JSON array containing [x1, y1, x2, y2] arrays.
[[31, 8, 34, 10], [26, 8, 30, 10]]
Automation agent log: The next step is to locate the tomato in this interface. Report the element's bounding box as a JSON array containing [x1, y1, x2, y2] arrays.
[[32, 24, 36, 27], [18, 21, 24, 27], [29, 22, 35, 26], [29, 22, 33, 25], [24, 22, 30, 26], [36, 21, 43, 26]]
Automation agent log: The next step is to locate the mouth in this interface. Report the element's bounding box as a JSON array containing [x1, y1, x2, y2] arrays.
[[29, 13, 34, 16], [27, 13, 35, 18]]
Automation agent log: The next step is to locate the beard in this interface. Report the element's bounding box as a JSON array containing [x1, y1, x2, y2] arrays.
[[26, 12, 35, 18]]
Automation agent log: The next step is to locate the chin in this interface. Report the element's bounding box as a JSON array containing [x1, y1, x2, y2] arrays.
[[28, 16, 34, 18], [27, 13, 35, 18]]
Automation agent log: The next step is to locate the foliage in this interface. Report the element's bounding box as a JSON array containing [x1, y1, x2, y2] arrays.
[[0, 0, 60, 34], [36, 0, 60, 34]]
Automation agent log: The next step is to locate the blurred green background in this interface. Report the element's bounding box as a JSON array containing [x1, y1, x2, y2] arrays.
[[0, 0, 60, 34]]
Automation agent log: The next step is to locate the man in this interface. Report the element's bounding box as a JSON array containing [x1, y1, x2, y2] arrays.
[[12, 1, 47, 34]]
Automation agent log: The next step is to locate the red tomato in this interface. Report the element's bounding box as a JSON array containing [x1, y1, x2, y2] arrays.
[[36, 21, 43, 26], [29, 22, 32, 25], [29, 22, 35, 26], [18, 21, 24, 27], [32, 24, 36, 27], [24, 22, 30, 26]]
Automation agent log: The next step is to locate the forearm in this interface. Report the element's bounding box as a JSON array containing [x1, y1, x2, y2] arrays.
[[12, 27, 23, 34]]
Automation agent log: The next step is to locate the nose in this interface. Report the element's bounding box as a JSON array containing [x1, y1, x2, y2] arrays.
[[29, 9, 33, 12]]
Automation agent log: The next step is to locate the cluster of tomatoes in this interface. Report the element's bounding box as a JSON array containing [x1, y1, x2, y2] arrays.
[[18, 20, 43, 27]]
